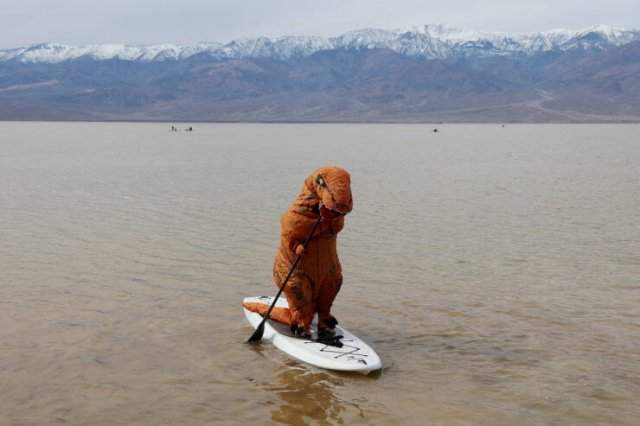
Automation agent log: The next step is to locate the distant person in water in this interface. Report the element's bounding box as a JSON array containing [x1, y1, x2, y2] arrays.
[[170, 125, 177, 132]]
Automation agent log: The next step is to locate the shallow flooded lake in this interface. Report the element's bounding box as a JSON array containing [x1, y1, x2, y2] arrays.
[[1, 122, 639, 425]]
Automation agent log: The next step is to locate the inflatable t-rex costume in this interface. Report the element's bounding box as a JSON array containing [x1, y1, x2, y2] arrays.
[[243, 166, 353, 338]]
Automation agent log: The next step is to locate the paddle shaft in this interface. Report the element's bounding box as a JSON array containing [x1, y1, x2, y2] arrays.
[[248, 214, 322, 342]]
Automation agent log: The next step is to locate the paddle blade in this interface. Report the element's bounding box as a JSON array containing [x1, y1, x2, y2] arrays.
[[247, 322, 265, 343]]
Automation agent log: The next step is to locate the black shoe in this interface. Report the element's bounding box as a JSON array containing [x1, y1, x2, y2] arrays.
[[318, 327, 336, 339], [290, 324, 311, 339], [316, 333, 344, 348], [320, 316, 339, 330]]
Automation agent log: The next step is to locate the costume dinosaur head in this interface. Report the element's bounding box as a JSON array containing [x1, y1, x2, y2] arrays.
[[304, 166, 353, 216]]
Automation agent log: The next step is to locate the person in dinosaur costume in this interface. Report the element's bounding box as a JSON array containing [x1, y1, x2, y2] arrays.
[[243, 166, 353, 338]]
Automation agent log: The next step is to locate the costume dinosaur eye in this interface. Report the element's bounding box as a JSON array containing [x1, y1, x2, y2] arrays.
[[316, 175, 327, 188]]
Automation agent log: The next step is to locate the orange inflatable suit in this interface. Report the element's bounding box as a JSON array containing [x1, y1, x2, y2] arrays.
[[243, 166, 353, 338]]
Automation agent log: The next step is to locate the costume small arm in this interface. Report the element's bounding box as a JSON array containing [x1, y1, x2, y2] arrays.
[[243, 166, 353, 338]]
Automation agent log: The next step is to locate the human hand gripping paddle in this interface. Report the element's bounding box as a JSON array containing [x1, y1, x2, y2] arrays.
[[247, 214, 323, 343]]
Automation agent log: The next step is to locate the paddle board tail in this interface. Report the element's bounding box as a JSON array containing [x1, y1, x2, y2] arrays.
[[242, 301, 292, 326]]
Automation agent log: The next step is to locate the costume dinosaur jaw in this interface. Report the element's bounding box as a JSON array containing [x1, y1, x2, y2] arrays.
[[319, 203, 347, 219]]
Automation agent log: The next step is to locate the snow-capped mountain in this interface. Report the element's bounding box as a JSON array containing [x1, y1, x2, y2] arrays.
[[1, 24, 638, 63], [2, 23, 640, 122]]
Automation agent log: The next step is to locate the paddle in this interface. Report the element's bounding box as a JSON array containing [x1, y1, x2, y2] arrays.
[[247, 214, 323, 343]]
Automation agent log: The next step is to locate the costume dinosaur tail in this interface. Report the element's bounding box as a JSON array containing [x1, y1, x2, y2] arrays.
[[242, 302, 293, 326]]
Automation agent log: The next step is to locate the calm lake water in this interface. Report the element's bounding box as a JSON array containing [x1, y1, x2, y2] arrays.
[[1, 122, 639, 425]]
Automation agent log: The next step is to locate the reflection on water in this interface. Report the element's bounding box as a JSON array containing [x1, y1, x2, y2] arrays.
[[247, 344, 378, 425], [1, 122, 639, 425], [267, 363, 351, 425]]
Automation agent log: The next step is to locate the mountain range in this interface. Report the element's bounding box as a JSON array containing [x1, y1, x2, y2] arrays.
[[1, 25, 639, 122]]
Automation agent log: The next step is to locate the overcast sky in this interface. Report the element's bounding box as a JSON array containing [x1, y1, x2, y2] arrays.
[[1, 0, 639, 48]]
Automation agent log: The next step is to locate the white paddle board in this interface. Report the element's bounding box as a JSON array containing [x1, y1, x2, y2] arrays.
[[243, 296, 382, 374]]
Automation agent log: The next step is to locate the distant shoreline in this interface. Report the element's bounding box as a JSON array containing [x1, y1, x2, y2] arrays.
[[1, 119, 639, 124]]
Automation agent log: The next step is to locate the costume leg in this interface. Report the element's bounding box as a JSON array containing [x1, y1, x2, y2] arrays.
[[317, 276, 342, 333], [279, 273, 315, 336]]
